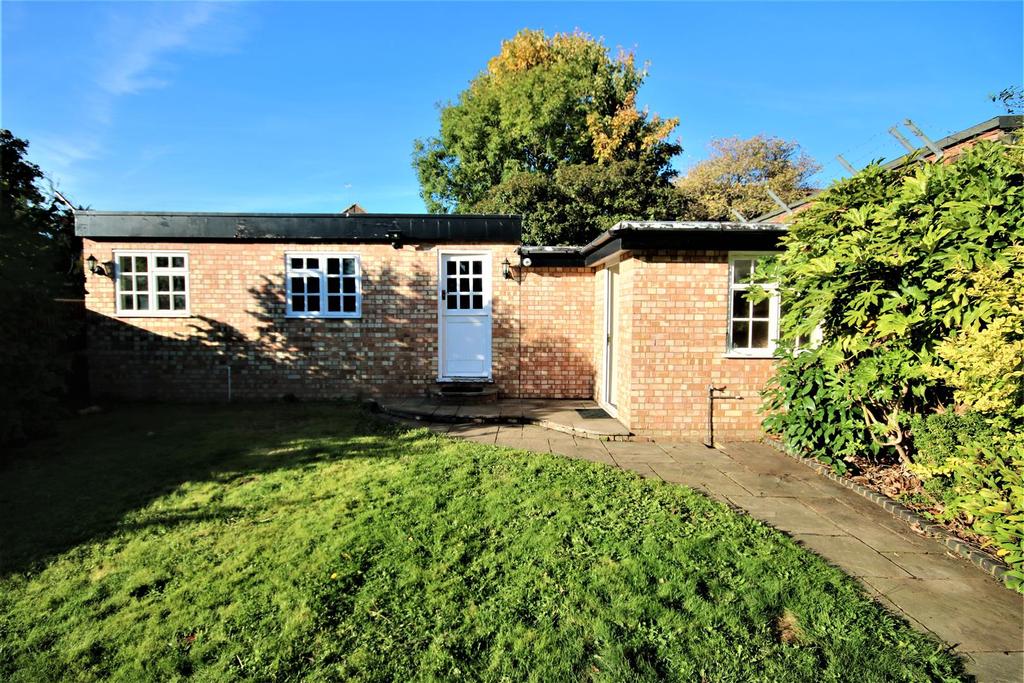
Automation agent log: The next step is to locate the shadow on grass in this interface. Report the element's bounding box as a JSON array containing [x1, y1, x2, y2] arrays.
[[0, 401, 412, 575]]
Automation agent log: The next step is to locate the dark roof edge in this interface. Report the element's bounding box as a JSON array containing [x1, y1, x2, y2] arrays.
[[754, 114, 1023, 222], [521, 220, 787, 266], [76, 210, 516, 219]]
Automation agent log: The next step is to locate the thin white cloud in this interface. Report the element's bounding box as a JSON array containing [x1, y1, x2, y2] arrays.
[[97, 3, 222, 96]]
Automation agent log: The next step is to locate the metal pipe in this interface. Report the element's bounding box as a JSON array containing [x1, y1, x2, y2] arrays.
[[226, 365, 232, 402], [704, 385, 743, 448]]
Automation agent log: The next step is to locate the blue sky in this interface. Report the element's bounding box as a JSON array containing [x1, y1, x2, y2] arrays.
[[3, 1, 1021, 213]]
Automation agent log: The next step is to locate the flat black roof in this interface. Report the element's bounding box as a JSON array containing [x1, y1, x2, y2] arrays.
[[521, 220, 787, 266], [75, 211, 521, 243]]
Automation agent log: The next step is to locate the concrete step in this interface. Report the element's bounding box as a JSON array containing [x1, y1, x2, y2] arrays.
[[430, 383, 499, 404]]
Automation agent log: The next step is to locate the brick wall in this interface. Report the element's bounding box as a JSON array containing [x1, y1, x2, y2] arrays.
[[82, 240, 594, 401], [601, 251, 775, 440]]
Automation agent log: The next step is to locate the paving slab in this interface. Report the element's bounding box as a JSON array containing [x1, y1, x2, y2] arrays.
[[727, 495, 845, 535], [866, 577, 1024, 654], [965, 652, 1024, 683], [793, 534, 912, 578], [801, 496, 936, 553], [881, 551, 985, 581]]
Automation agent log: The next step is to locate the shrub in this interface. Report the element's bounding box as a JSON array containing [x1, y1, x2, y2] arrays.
[[762, 136, 1024, 588]]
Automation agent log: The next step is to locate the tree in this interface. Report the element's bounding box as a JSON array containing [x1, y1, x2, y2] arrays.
[[674, 136, 820, 221], [413, 29, 685, 244], [0, 129, 80, 444]]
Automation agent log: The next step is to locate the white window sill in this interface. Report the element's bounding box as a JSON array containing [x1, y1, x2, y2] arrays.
[[116, 312, 192, 318], [285, 314, 361, 320], [724, 351, 775, 360]]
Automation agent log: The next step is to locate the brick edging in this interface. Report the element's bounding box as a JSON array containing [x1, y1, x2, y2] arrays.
[[762, 438, 1011, 587]]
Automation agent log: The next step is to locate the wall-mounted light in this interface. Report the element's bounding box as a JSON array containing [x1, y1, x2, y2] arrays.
[[502, 257, 512, 280], [86, 255, 98, 274], [385, 230, 403, 249]]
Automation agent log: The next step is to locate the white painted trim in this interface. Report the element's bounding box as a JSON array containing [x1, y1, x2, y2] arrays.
[[601, 265, 618, 418], [726, 251, 780, 357], [284, 252, 362, 319], [437, 249, 493, 382], [113, 250, 191, 317]]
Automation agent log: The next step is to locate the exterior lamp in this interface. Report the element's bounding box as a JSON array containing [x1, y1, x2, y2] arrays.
[[86, 255, 98, 274], [502, 257, 512, 280]]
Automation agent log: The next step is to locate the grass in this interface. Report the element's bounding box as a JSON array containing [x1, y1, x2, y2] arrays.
[[0, 403, 964, 681]]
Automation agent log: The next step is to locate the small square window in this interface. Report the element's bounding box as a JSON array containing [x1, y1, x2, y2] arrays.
[[115, 252, 188, 316], [447, 296, 457, 310], [472, 295, 483, 309], [459, 261, 469, 275], [446, 261, 456, 275], [472, 261, 482, 275], [343, 296, 356, 313], [285, 254, 360, 318]]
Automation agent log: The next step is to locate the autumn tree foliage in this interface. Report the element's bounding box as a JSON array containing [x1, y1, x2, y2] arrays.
[[413, 29, 686, 245], [675, 136, 820, 221]]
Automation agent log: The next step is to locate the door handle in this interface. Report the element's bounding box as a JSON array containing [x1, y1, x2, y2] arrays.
[[440, 290, 446, 300]]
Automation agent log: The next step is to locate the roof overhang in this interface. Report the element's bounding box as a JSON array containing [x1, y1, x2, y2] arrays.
[[520, 220, 787, 267], [75, 211, 522, 243]]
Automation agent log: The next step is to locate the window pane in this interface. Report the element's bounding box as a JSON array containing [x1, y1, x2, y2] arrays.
[[306, 276, 320, 294], [459, 261, 469, 274], [732, 321, 750, 349], [732, 259, 751, 283], [156, 256, 169, 268], [156, 276, 170, 292], [157, 295, 171, 310], [342, 258, 356, 275], [472, 295, 483, 309], [171, 256, 185, 268], [291, 257, 303, 270], [446, 261, 456, 275], [752, 296, 770, 319], [120, 275, 134, 291], [342, 278, 356, 294], [732, 291, 749, 318], [447, 278, 457, 293], [135, 275, 149, 291], [447, 296, 456, 309], [307, 295, 320, 312], [119, 256, 133, 273], [460, 294, 470, 308], [327, 296, 341, 313], [471, 278, 482, 292], [327, 258, 340, 275], [173, 295, 186, 311], [327, 278, 340, 294], [292, 296, 305, 312], [136, 294, 150, 310], [291, 277, 304, 294], [305, 258, 319, 269], [121, 294, 134, 310], [472, 260, 482, 274], [751, 321, 770, 348], [172, 276, 185, 292], [343, 296, 356, 313], [134, 256, 148, 272]]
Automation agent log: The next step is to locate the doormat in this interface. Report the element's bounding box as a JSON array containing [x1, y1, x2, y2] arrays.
[[576, 408, 610, 420]]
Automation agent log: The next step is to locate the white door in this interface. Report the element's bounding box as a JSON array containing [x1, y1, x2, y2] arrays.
[[439, 252, 492, 380], [604, 265, 619, 411]]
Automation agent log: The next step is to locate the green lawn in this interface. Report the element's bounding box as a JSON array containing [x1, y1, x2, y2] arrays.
[[0, 404, 963, 681]]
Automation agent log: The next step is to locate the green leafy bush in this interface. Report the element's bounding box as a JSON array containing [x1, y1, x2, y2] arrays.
[[762, 137, 1024, 587]]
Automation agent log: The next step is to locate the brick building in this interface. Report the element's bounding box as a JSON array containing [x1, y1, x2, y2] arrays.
[[77, 115, 1021, 440]]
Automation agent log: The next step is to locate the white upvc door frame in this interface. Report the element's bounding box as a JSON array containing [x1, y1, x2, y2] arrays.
[[600, 264, 619, 418], [436, 249, 493, 382]]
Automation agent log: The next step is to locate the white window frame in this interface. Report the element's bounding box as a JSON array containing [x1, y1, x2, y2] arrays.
[[284, 252, 362, 319], [726, 251, 780, 358], [113, 250, 191, 317]]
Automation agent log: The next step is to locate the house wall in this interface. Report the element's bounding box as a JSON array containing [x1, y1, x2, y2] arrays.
[[613, 250, 776, 440], [82, 239, 593, 401]]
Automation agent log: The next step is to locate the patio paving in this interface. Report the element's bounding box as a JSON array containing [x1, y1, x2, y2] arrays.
[[377, 397, 631, 439], [417, 420, 1024, 683]]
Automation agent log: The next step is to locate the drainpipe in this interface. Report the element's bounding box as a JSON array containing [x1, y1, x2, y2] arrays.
[[225, 365, 232, 402], [704, 385, 742, 448]]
